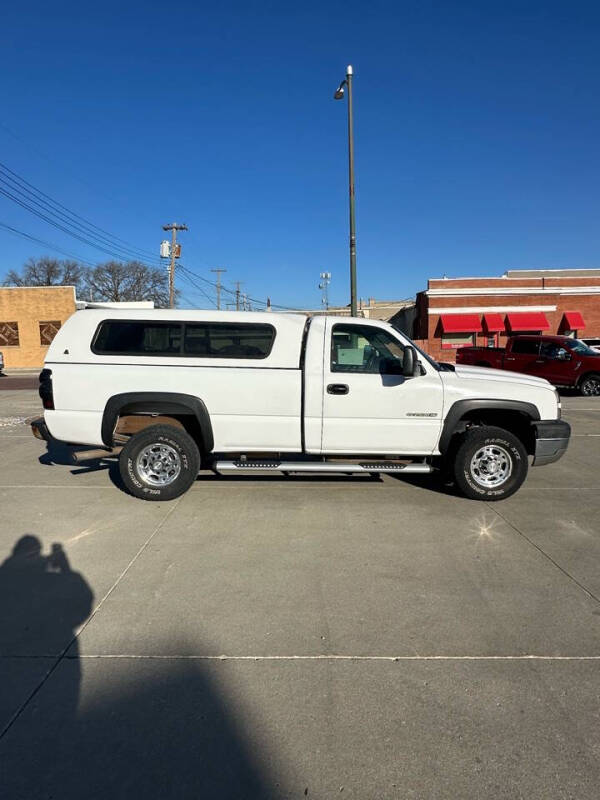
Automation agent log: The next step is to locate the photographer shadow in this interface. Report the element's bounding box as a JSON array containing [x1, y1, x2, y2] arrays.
[[0, 536, 275, 798]]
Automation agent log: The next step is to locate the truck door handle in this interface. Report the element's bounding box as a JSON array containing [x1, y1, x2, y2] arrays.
[[327, 383, 349, 395], [505, 357, 515, 361]]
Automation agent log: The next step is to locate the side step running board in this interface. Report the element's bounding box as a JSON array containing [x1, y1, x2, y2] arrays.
[[215, 460, 433, 475]]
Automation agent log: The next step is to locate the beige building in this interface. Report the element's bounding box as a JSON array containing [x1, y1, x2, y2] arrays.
[[0, 286, 77, 368], [304, 298, 413, 321]]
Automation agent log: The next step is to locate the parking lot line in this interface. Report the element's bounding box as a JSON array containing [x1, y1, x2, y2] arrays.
[[25, 653, 600, 661]]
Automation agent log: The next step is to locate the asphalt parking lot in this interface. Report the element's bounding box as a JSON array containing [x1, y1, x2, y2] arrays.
[[1, 385, 599, 798]]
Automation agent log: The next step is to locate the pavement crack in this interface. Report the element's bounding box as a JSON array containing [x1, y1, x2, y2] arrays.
[[486, 503, 600, 606]]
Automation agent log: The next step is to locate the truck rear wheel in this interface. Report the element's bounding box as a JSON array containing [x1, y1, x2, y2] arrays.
[[119, 424, 200, 501], [452, 426, 528, 501]]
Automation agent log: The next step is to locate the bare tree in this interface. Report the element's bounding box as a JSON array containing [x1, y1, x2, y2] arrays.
[[4, 257, 85, 293], [85, 261, 171, 307]]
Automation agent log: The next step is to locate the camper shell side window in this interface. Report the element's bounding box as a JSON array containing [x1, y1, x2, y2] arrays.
[[91, 320, 276, 359]]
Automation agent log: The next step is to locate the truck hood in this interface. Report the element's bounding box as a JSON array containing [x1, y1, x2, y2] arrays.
[[452, 363, 552, 389]]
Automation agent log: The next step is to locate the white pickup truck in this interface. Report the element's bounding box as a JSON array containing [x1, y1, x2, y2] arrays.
[[31, 309, 570, 501]]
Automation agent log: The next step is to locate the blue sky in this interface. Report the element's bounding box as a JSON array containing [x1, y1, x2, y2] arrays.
[[1, 0, 600, 309]]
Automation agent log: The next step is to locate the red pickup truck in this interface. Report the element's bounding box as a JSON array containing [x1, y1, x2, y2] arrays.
[[456, 335, 600, 395]]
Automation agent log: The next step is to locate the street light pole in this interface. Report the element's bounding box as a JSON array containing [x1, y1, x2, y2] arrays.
[[334, 65, 357, 317]]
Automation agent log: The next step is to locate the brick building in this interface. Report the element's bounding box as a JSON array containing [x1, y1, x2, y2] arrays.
[[392, 268, 600, 362], [0, 286, 77, 368]]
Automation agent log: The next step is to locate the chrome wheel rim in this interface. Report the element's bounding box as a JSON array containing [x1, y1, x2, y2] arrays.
[[582, 377, 600, 396], [136, 443, 181, 487], [470, 444, 512, 488]]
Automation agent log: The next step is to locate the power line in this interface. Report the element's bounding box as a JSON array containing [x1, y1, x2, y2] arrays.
[[0, 173, 155, 264], [0, 159, 302, 310], [0, 163, 164, 268], [0, 181, 161, 265], [0, 160, 159, 262], [178, 292, 200, 309], [178, 263, 301, 311], [0, 121, 125, 209], [0, 220, 98, 267], [178, 270, 218, 308]]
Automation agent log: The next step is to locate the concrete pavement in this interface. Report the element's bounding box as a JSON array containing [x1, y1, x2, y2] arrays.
[[0, 390, 599, 798]]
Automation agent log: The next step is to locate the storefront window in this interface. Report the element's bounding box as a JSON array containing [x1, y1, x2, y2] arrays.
[[441, 332, 475, 349]]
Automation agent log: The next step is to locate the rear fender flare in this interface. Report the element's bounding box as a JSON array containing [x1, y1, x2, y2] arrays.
[[101, 392, 214, 451]]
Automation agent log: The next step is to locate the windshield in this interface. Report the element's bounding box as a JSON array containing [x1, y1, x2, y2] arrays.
[[390, 324, 440, 370], [565, 339, 599, 356]]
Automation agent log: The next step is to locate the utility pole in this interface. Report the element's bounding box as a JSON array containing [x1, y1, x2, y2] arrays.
[[210, 268, 227, 310], [234, 281, 242, 311], [162, 222, 188, 308]]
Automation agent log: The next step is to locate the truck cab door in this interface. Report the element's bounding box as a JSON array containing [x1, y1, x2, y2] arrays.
[[319, 320, 443, 455], [536, 341, 577, 385], [503, 338, 540, 373]]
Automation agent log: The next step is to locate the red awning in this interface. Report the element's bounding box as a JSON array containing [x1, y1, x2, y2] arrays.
[[482, 313, 505, 333], [439, 314, 482, 333], [505, 312, 550, 332], [561, 311, 585, 330]]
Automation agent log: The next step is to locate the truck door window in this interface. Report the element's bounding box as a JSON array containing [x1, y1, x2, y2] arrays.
[[331, 324, 405, 374], [566, 339, 598, 356], [540, 342, 560, 359], [511, 339, 540, 355]]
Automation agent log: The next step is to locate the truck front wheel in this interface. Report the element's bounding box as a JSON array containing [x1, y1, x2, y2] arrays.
[[119, 424, 201, 501], [579, 373, 600, 396], [452, 426, 528, 501]]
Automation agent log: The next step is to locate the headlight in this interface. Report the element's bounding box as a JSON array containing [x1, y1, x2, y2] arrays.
[[554, 388, 561, 419]]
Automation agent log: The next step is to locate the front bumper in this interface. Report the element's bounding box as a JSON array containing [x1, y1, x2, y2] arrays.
[[28, 415, 52, 442], [531, 420, 571, 466]]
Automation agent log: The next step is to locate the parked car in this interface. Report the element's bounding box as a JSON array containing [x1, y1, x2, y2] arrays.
[[456, 335, 600, 395], [30, 310, 570, 502]]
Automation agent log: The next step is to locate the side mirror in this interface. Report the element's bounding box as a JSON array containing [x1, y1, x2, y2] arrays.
[[403, 346, 419, 377], [556, 349, 571, 361]]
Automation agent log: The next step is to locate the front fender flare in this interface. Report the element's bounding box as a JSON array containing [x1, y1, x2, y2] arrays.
[[438, 398, 540, 454]]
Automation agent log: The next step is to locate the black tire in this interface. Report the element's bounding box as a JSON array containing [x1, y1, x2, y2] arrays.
[[119, 424, 201, 501], [452, 425, 528, 501], [579, 373, 600, 397]]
